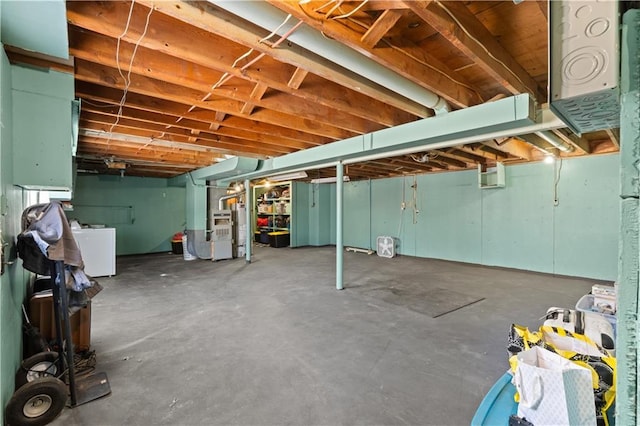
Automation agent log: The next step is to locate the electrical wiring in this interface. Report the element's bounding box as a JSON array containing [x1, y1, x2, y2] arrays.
[[173, 14, 301, 126], [380, 38, 486, 103], [553, 158, 563, 206], [331, 0, 369, 20], [81, 99, 117, 109], [433, 0, 537, 100], [328, 13, 486, 103], [313, 0, 337, 13], [324, 0, 344, 20], [106, 0, 154, 149], [114, 0, 136, 83], [300, 0, 485, 104]]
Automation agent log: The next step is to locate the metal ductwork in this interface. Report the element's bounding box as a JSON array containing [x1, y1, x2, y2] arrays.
[[210, 1, 450, 115], [534, 131, 574, 153]]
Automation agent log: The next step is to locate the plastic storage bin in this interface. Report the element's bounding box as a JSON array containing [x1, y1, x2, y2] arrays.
[[268, 231, 290, 248], [576, 294, 617, 335]]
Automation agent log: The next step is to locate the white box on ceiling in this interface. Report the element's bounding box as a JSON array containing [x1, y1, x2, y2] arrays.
[[549, 0, 620, 135]]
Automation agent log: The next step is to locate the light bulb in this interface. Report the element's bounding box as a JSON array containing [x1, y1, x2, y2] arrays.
[[544, 156, 555, 164]]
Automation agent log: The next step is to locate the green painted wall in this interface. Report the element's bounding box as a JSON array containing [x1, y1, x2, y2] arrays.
[[307, 183, 332, 246], [71, 175, 186, 255], [11, 65, 74, 189], [344, 180, 372, 249], [481, 163, 555, 273], [330, 155, 619, 280], [417, 171, 481, 263], [0, 47, 30, 424], [291, 182, 309, 247]]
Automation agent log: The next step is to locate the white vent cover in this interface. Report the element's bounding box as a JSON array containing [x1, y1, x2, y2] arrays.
[[376, 236, 396, 258], [549, 0, 620, 135]]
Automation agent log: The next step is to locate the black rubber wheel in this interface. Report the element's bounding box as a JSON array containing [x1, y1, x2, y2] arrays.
[[5, 377, 67, 426], [15, 352, 60, 389]]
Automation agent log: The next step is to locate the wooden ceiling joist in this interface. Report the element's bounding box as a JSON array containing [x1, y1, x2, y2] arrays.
[[130, 0, 429, 118], [72, 53, 378, 137], [287, 68, 309, 90], [80, 105, 317, 151], [67, 2, 423, 124], [482, 137, 533, 161], [80, 120, 284, 157], [73, 59, 357, 140], [266, 0, 481, 108], [404, 1, 544, 101], [76, 81, 330, 146], [80, 113, 299, 155], [361, 9, 405, 48]]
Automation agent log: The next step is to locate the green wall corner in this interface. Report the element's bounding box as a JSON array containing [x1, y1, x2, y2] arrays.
[[72, 175, 186, 255]]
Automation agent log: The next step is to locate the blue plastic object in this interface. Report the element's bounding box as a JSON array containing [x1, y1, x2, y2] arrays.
[[471, 371, 517, 426]]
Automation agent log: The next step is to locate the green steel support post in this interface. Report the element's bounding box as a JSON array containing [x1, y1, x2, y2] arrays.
[[336, 162, 344, 290], [617, 9, 640, 425], [245, 178, 251, 263]]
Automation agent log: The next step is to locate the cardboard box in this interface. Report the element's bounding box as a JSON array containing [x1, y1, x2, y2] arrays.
[[29, 291, 91, 352]]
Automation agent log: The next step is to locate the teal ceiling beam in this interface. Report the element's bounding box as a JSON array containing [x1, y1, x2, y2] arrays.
[[189, 157, 260, 182], [210, 94, 562, 185]]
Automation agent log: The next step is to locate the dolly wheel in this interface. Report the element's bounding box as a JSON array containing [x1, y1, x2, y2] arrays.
[[5, 377, 67, 426], [16, 352, 60, 388]]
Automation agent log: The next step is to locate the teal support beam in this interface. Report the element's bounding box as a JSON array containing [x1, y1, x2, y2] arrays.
[[245, 178, 251, 264], [190, 157, 259, 181], [336, 162, 344, 290], [617, 9, 640, 425], [215, 94, 547, 185], [185, 178, 206, 230]]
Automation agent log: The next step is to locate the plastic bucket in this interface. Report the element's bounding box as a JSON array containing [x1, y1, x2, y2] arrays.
[[182, 234, 197, 261]]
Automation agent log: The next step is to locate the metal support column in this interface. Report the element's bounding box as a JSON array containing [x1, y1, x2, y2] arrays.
[[245, 178, 252, 263], [336, 162, 344, 290]]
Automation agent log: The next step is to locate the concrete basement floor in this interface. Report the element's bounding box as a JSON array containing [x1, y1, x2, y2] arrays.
[[52, 245, 608, 425]]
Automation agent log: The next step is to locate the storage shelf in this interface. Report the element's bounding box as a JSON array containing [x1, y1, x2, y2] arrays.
[[254, 182, 293, 248], [265, 197, 290, 201]]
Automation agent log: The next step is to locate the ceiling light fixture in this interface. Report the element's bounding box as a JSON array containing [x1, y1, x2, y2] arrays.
[[310, 176, 351, 184], [544, 155, 555, 164], [265, 171, 308, 182]]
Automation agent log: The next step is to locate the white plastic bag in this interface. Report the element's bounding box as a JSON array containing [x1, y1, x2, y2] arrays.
[[513, 346, 596, 426]]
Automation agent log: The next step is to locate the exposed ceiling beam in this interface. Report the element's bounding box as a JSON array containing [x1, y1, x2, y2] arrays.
[[126, 0, 430, 118], [76, 81, 329, 146], [287, 68, 308, 90], [80, 104, 316, 150], [482, 137, 533, 160], [73, 59, 356, 140], [267, 0, 481, 108], [403, 1, 544, 101], [67, 8, 417, 128], [361, 9, 404, 48], [80, 111, 303, 154], [80, 120, 284, 157]]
